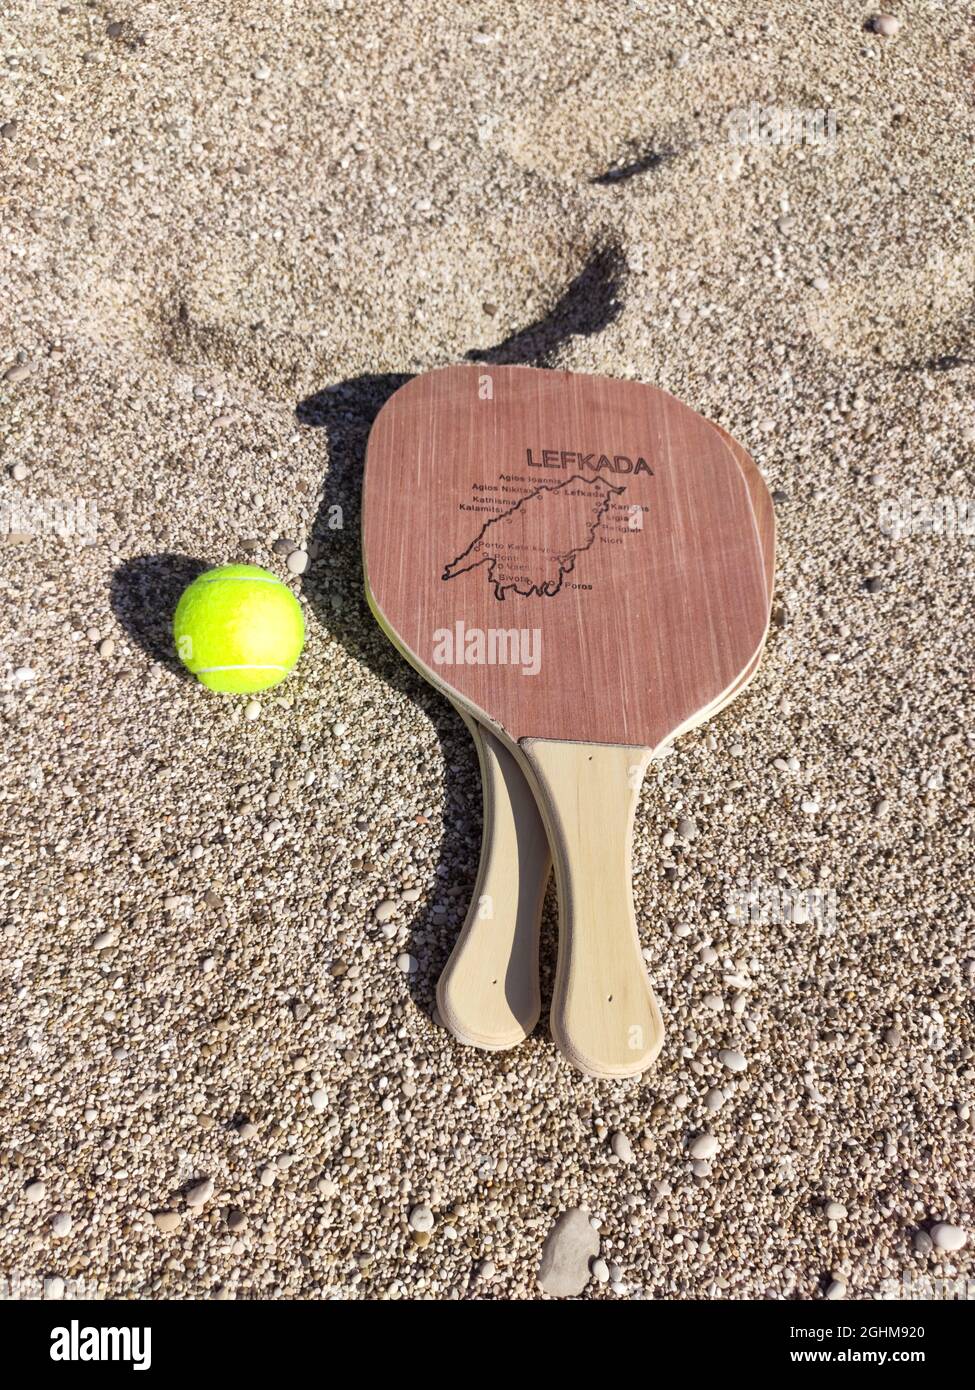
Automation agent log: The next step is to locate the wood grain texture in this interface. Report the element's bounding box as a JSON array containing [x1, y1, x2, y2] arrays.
[[364, 365, 768, 750], [519, 740, 664, 1076], [435, 711, 547, 1049], [436, 421, 774, 1054]]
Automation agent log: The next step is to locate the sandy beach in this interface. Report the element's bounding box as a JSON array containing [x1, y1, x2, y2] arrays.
[[1, 2, 973, 1300]]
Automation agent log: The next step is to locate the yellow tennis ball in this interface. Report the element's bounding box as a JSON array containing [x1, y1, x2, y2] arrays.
[[173, 564, 305, 693]]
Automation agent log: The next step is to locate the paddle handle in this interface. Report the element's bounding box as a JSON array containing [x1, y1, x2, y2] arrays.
[[520, 739, 663, 1077], [436, 712, 549, 1049]]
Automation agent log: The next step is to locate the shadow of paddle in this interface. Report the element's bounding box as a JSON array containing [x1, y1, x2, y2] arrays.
[[296, 243, 626, 1033]]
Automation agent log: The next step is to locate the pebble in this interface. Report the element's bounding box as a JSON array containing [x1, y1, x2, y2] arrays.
[[154, 1211, 181, 1233], [237, 1121, 258, 1140], [610, 1130, 634, 1163], [872, 798, 889, 818], [824, 1201, 847, 1221], [93, 929, 117, 950], [912, 1230, 933, 1255], [591, 1257, 609, 1283], [1, 120, 18, 139], [10, 461, 28, 481], [411, 1229, 431, 1248], [286, 549, 309, 575], [677, 815, 697, 840], [825, 1279, 847, 1300], [537, 1208, 600, 1297], [51, 1212, 72, 1237], [244, 700, 261, 721], [704, 1087, 725, 1111], [227, 1209, 247, 1232], [689, 1133, 719, 1160], [3, 363, 31, 383], [375, 899, 399, 924], [477, 1258, 496, 1281], [872, 14, 901, 37], [98, 637, 116, 658], [25, 1180, 46, 1204], [930, 1222, 966, 1252], [272, 537, 296, 555], [884, 1026, 902, 1048], [864, 576, 884, 593], [185, 1177, 215, 1207], [311, 1088, 327, 1112], [45, 1277, 66, 1300], [718, 1048, 747, 1073], [408, 1204, 434, 1232], [396, 953, 417, 974], [702, 993, 723, 1012]]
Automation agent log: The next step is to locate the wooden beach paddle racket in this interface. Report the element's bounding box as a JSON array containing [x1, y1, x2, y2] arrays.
[[437, 417, 774, 1052], [363, 365, 769, 1077]]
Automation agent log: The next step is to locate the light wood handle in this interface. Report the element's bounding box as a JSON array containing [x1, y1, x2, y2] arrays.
[[520, 740, 663, 1077], [436, 712, 549, 1050]]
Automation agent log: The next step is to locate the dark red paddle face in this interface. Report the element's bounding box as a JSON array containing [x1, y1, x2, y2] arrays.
[[363, 365, 767, 749]]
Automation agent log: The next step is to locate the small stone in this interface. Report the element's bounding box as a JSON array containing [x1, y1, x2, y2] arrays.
[[311, 1088, 327, 1112], [718, 1048, 747, 1073], [154, 1211, 181, 1233], [930, 1222, 967, 1252], [185, 1177, 214, 1208], [25, 1180, 46, 1204], [375, 899, 399, 924], [272, 537, 296, 555], [702, 993, 723, 1012], [884, 1025, 902, 1048], [260, 1166, 276, 1187], [396, 953, 418, 974], [98, 637, 116, 658], [824, 1201, 847, 1221], [864, 576, 884, 593], [871, 14, 901, 37], [610, 1131, 634, 1163], [286, 549, 309, 575], [3, 362, 31, 382], [825, 1279, 846, 1300], [227, 1209, 247, 1232], [704, 1087, 724, 1111], [45, 1277, 66, 1300], [1, 120, 18, 139], [812, 275, 829, 292], [332, 720, 348, 736], [477, 1258, 496, 1281], [93, 929, 117, 950], [244, 700, 261, 721], [689, 1133, 719, 1160], [10, 461, 28, 481], [237, 1121, 258, 1140], [51, 1212, 72, 1237], [591, 1257, 609, 1283], [537, 1208, 600, 1297], [409, 1204, 434, 1232], [872, 798, 890, 818], [677, 815, 697, 840], [409, 1229, 431, 1248], [912, 1230, 933, 1255]]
